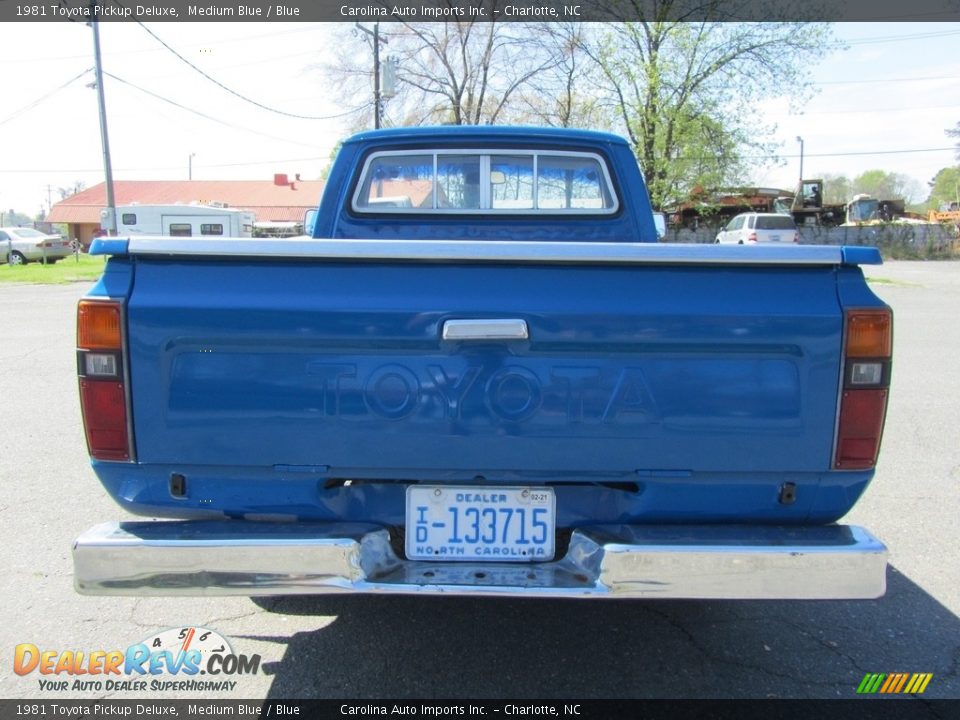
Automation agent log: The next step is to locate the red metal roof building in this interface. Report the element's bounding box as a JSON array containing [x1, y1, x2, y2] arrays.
[[46, 177, 326, 246]]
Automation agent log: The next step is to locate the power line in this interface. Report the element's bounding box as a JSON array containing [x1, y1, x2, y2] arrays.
[[0, 68, 93, 126], [842, 29, 960, 45], [0, 155, 332, 174], [133, 20, 361, 121], [814, 74, 960, 86], [103, 71, 358, 150], [773, 147, 956, 159], [4, 146, 954, 175], [0, 25, 321, 64], [192, 156, 329, 169], [647, 147, 957, 163], [799, 103, 960, 115]]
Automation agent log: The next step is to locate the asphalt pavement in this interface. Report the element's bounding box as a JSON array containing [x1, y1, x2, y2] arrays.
[[0, 261, 957, 701]]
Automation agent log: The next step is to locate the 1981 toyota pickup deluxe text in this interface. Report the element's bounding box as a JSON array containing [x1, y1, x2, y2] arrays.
[[72, 127, 892, 599]]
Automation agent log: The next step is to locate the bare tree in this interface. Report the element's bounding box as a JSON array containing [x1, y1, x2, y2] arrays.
[[322, 17, 564, 128], [385, 19, 563, 125], [508, 23, 612, 129], [57, 181, 87, 200]]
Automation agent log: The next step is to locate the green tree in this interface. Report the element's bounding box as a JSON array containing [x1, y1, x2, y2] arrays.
[[926, 166, 960, 210], [852, 170, 923, 204], [821, 173, 853, 205], [0, 209, 32, 226], [580, 12, 834, 208], [318, 140, 344, 181]]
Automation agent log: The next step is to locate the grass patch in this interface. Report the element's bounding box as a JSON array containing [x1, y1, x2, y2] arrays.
[[0, 254, 107, 285], [866, 277, 920, 288]]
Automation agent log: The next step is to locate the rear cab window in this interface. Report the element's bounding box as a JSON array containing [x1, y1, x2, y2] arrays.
[[353, 150, 619, 214]]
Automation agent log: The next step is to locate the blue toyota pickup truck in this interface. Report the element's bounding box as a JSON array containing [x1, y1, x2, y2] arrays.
[[73, 126, 892, 599]]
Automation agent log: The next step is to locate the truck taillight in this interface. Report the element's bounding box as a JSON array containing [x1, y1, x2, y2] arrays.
[[77, 299, 133, 461], [834, 309, 892, 470]]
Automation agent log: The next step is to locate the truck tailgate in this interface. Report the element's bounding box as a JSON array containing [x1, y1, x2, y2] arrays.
[[125, 251, 844, 478]]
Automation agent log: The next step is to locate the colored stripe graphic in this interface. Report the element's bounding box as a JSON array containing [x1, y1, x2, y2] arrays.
[[858, 673, 932, 694], [913, 674, 933, 694], [891, 674, 909, 693], [857, 673, 886, 694]]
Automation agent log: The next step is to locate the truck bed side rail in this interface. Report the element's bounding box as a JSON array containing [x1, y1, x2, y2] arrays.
[[89, 237, 882, 267]]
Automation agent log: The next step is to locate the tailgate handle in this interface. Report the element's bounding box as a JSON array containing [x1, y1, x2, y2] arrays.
[[442, 319, 529, 342]]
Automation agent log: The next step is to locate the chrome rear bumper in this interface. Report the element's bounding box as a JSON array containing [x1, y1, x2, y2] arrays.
[[73, 521, 887, 599]]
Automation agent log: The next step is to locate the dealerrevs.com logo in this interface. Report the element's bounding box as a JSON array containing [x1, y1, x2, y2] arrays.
[[14, 627, 260, 693]]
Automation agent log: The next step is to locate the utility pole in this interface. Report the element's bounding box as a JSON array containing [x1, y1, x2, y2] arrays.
[[91, 5, 117, 235], [189, 153, 196, 180], [356, 22, 385, 129], [373, 23, 381, 129], [796, 136, 804, 186]]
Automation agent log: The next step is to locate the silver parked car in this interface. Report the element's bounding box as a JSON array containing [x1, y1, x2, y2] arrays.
[[715, 213, 799, 245], [1, 227, 73, 265]]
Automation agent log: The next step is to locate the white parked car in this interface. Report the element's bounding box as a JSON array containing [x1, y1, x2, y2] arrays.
[[715, 213, 799, 245], [0, 227, 73, 265]]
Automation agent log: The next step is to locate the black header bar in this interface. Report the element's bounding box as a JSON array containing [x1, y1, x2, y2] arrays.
[[3, 0, 959, 23]]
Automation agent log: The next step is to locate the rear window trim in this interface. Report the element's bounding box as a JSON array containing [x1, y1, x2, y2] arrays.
[[351, 148, 620, 216]]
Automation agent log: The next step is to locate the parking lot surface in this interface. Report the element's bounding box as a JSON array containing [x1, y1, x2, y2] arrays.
[[0, 261, 957, 700]]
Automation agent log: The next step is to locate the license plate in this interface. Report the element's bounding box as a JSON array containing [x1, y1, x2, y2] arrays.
[[405, 486, 556, 562]]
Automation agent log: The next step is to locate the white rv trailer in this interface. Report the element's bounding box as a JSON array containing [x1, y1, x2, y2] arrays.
[[106, 204, 255, 238]]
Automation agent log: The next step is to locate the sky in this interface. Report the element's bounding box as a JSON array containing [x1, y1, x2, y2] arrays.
[[1, 20, 959, 218]]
